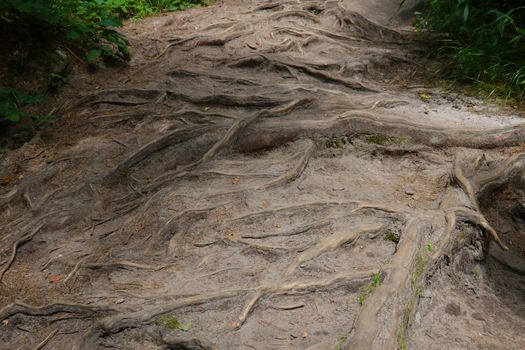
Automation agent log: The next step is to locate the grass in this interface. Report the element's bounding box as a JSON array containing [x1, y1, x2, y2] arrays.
[[358, 272, 383, 305], [325, 137, 349, 149], [384, 230, 400, 244], [334, 331, 352, 350], [412, 253, 426, 284], [107, 0, 211, 20], [417, 0, 525, 102], [156, 315, 192, 331]]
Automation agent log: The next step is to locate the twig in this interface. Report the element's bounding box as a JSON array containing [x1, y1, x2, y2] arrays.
[[0, 223, 44, 283], [33, 329, 59, 350]]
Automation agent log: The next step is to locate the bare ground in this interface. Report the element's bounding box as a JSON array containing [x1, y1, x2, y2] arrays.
[[1, 1, 524, 349]]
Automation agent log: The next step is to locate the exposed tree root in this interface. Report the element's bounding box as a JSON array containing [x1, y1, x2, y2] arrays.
[[232, 270, 379, 329], [0, 301, 119, 321], [33, 329, 59, 350], [238, 112, 525, 152], [344, 220, 425, 349], [227, 54, 376, 91], [78, 269, 378, 348], [0, 223, 44, 283], [286, 223, 385, 274], [2, 1, 522, 349], [240, 220, 331, 239], [452, 154, 509, 250], [105, 124, 216, 180]]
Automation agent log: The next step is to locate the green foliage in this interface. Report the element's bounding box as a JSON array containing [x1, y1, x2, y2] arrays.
[[325, 137, 345, 148], [0, 0, 209, 127], [156, 316, 192, 331], [358, 272, 383, 305], [105, 0, 209, 19], [384, 230, 400, 244], [0, 0, 129, 63], [0, 88, 46, 123], [365, 134, 403, 146], [417, 1, 525, 99], [412, 253, 426, 283]]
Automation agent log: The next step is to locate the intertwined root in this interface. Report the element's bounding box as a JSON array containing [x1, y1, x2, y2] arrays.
[[0, 0, 523, 349]]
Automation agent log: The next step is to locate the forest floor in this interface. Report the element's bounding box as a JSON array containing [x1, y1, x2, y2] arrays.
[[1, 1, 524, 349]]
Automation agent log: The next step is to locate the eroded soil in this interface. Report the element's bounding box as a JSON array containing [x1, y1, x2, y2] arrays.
[[1, 1, 524, 349]]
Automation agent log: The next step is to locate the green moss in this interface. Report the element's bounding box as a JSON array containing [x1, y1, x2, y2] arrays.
[[384, 230, 400, 244], [412, 253, 426, 284], [334, 331, 351, 350], [358, 272, 383, 305], [365, 134, 403, 146], [156, 316, 192, 332], [472, 265, 481, 278], [325, 137, 345, 149]]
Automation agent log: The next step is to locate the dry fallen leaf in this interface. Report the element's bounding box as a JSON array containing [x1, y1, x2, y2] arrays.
[[419, 93, 432, 101], [48, 274, 63, 283]]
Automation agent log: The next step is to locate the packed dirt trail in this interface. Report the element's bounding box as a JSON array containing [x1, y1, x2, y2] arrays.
[[1, 0, 525, 349]]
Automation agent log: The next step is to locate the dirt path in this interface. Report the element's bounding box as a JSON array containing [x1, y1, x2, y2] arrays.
[[1, 1, 524, 349]]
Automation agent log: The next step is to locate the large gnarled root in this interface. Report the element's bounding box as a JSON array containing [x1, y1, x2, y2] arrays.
[[0, 301, 119, 321], [344, 220, 426, 349], [452, 153, 510, 250], [77, 269, 378, 348]]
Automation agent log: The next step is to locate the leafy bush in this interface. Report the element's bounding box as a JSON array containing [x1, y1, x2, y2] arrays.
[[0, 0, 129, 64], [417, 0, 525, 99], [0, 88, 46, 123], [0, 0, 208, 125], [106, 0, 210, 19]]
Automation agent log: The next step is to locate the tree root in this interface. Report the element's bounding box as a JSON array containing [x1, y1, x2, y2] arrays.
[[33, 328, 59, 350], [0, 301, 119, 322], [105, 124, 216, 180], [286, 224, 385, 275], [344, 220, 425, 349], [240, 220, 331, 239], [227, 54, 376, 91], [0, 223, 45, 283], [151, 203, 228, 254], [237, 111, 525, 152], [232, 270, 379, 329], [79, 270, 377, 348], [145, 98, 309, 192], [452, 154, 509, 250]]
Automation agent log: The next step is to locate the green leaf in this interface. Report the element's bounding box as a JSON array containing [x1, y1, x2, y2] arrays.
[[4, 111, 21, 122], [66, 29, 82, 40], [87, 49, 101, 63], [463, 5, 469, 22], [102, 17, 122, 28]]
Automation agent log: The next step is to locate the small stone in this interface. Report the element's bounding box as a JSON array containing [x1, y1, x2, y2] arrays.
[[415, 312, 421, 324], [404, 187, 415, 196], [421, 290, 432, 298], [116, 298, 125, 304], [445, 302, 461, 316], [472, 312, 485, 321]]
